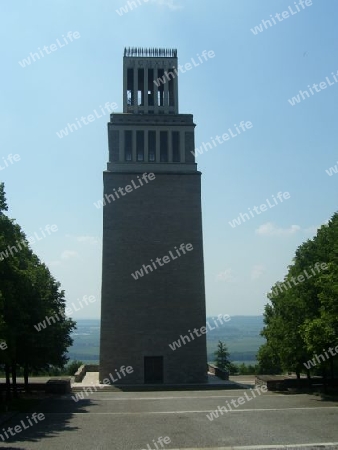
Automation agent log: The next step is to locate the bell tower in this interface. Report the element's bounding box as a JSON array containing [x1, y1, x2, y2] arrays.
[[99, 47, 207, 384], [123, 47, 179, 115]]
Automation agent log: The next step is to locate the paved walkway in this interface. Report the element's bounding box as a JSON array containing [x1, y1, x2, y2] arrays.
[[0, 389, 337, 449]]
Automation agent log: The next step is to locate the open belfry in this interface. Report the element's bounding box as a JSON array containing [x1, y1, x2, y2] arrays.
[[99, 48, 207, 384]]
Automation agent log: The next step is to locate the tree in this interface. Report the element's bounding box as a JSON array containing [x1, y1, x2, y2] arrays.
[[0, 183, 76, 396], [65, 360, 84, 376], [259, 212, 338, 379], [256, 343, 282, 375], [16, 259, 76, 389], [214, 340, 235, 372], [0, 184, 7, 213]]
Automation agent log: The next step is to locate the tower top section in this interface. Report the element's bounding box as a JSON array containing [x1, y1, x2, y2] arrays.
[[124, 47, 177, 58], [123, 47, 179, 115]]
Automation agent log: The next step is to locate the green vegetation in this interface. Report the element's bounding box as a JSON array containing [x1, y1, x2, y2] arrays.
[[206, 316, 264, 364], [214, 340, 230, 370], [64, 360, 84, 376], [258, 212, 338, 379], [234, 363, 259, 375], [0, 360, 84, 378], [0, 183, 76, 399], [212, 340, 259, 375]]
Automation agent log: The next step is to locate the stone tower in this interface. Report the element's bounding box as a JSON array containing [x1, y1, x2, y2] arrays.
[[99, 47, 207, 384]]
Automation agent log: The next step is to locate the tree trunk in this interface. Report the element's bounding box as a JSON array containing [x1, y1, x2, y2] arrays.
[[330, 357, 334, 380], [306, 369, 311, 389], [322, 367, 327, 394], [11, 363, 18, 399], [24, 363, 29, 392], [5, 364, 11, 403], [296, 370, 301, 389]]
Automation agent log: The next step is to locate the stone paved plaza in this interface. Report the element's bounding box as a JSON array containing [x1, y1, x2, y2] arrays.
[[0, 386, 337, 449]]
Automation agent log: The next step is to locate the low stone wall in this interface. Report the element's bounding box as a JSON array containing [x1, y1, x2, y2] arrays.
[[74, 364, 99, 382], [74, 365, 86, 382], [208, 364, 229, 380], [255, 375, 286, 391], [46, 378, 71, 394], [255, 375, 338, 391]]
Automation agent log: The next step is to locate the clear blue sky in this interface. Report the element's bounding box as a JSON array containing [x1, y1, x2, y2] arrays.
[[1, 0, 337, 319]]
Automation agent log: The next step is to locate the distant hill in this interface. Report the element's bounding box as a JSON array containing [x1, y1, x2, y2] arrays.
[[68, 320, 100, 362], [67, 316, 264, 365], [205, 315, 264, 363]]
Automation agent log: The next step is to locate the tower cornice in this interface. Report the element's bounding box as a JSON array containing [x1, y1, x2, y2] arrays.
[[124, 47, 177, 58]]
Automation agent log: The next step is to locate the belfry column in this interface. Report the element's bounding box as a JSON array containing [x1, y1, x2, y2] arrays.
[[144, 68, 148, 112]]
